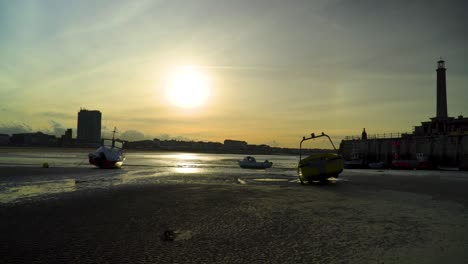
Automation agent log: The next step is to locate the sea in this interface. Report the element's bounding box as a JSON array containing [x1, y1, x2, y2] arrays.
[[0, 149, 301, 203]]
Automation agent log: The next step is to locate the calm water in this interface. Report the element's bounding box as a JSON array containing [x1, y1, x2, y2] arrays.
[[0, 150, 301, 203]]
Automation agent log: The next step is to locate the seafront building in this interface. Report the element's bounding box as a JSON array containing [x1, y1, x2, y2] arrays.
[[10, 132, 58, 146], [60, 128, 73, 146], [339, 60, 468, 170], [77, 109, 102, 146]]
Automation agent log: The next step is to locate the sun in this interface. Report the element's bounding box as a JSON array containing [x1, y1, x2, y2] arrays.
[[165, 66, 211, 108]]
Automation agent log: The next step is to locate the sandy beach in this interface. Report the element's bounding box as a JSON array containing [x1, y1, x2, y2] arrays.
[[1, 166, 468, 263]]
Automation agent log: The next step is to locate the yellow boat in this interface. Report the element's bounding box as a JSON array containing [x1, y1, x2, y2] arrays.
[[298, 132, 344, 184]]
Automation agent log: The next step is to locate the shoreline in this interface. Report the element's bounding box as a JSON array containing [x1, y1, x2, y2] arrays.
[[1, 167, 468, 263], [0, 145, 331, 156]]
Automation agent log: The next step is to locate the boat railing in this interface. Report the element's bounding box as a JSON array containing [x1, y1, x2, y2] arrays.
[[299, 132, 337, 162], [344, 132, 410, 140], [103, 139, 124, 149]]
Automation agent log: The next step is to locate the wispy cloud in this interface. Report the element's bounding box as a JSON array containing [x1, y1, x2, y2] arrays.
[[40, 112, 75, 120], [0, 123, 33, 135]]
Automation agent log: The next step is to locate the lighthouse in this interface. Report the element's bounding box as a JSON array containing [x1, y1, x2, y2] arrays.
[[436, 59, 448, 119]]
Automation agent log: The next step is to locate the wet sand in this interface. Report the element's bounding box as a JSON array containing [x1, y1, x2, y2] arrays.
[[1, 167, 468, 263]]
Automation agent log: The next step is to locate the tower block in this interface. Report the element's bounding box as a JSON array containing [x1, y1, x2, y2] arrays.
[[436, 59, 448, 119]]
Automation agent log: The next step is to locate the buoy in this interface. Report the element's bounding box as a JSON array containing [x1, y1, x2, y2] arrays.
[[42, 162, 49, 168]]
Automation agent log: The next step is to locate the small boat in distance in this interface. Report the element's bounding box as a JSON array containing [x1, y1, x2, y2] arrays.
[[238, 156, 273, 169], [88, 127, 125, 169], [344, 152, 364, 169], [298, 132, 344, 184], [368, 161, 385, 169]]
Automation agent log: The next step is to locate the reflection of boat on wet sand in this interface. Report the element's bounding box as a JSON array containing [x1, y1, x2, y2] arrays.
[[298, 132, 344, 184], [437, 166, 460, 171], [88, 128, 125, 169], [391, 153, 431, 170], [238, 156, 273, 169]]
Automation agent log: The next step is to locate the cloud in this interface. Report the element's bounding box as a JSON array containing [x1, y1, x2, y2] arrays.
[[100, 127, 182, 142], [113, 130, 194, 142], [119, 130, 146, 141], [0, 123, 33, 134], [104, 115, 202, 126], [265, 140, 280, 147], [170, 135, 193, 142], [40, 112, 75, 119], [0, 121, 68, 136], [48, 120, 66, 136], [158, 134, 171, 141], [154, 133, 193, 142]]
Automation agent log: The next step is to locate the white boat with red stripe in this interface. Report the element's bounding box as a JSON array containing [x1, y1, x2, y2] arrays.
[[88, 127, 125, 169]]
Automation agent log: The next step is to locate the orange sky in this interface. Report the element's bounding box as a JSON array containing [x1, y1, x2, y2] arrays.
[[1, 1, 467, 147]]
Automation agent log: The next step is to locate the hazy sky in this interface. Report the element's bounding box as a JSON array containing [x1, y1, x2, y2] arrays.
[[1, 0, 467, 147]]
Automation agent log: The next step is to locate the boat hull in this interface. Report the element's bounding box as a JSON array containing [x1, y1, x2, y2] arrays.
[[298, 153, 344, 182], [88, 154, 124, 169], [344, 159, 364, 169], [239, 161, 273, 169]]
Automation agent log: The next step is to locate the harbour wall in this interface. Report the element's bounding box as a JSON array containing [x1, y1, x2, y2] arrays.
[[339, 134, 468, 170]]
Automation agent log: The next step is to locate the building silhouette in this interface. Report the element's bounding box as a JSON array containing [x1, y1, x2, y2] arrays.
[[414, 59, 468, 136], [60, 128, 73, 146], [0, 134, 10, 145], [77, 109, 101, 145], [10, 132, 58, 146], [436, 59, 448, 119], [340, 59, 468, 169]]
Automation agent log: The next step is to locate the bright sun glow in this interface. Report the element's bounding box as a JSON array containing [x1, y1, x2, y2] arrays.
[[165, 66, 211, 108]]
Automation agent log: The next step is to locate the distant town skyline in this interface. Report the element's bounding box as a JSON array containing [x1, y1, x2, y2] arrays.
[[1, 0, 467, 148]]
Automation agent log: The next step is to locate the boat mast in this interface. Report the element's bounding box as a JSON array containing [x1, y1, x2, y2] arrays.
[[111, 127, 118, 148]]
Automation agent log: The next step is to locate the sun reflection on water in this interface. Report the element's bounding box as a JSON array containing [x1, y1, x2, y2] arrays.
[[174, 166, 200, 174], [174, 153, 199, 160]]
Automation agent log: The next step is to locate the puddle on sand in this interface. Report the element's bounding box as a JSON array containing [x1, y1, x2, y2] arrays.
[[0, 179, 76, 203]]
